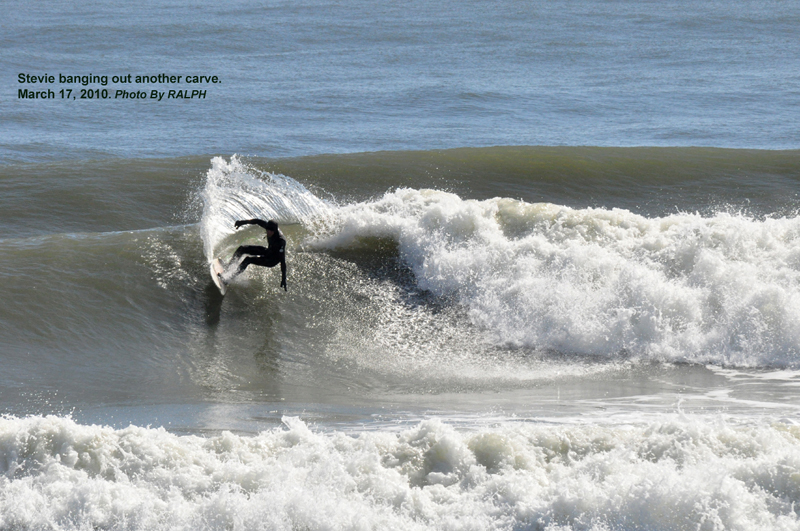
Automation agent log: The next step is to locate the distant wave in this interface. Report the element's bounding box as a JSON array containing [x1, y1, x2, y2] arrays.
[[5, 146, 800, 240], [258, 146, 800, 217]]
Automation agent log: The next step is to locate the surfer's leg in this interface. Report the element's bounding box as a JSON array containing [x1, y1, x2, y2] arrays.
[[228, 245, 267, 267], [232, 245, 267, 259], [233, 255, 280, 275], [233, 256, 261, 275]]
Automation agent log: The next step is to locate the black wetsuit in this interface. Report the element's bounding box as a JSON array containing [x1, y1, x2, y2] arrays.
[[230, 219, 287, 290]]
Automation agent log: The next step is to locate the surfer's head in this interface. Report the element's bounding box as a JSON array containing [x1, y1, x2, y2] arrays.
[[265, 220, 278, 234]]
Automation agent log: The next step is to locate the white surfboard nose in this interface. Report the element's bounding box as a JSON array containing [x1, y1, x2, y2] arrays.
[[210, 258, 227, 295]]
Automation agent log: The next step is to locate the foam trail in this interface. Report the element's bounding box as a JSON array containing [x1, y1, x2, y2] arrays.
[[309, 188, 800, 367], [199, 156, 331, 260]]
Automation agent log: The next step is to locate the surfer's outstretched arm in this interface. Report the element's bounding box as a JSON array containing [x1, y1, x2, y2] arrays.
[[279, 254, 287, 291], [234, 219, 271, 231]]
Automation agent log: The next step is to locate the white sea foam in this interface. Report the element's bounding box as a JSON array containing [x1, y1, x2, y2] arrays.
[[309, 188, 800, 367], [1, 415, 798, 530]]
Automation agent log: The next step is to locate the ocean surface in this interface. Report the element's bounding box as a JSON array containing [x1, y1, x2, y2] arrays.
[[3, 1, 800, 530]]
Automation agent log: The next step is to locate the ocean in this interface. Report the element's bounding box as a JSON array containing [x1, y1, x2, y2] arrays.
[[3, 1, 800, 530]]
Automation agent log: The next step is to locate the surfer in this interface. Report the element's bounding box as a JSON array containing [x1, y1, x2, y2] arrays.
[[227, 219, 287, 291]]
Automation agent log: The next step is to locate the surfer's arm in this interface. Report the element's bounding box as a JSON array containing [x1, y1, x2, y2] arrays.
[[234, 219, 270, 230], [277, 239, 287, 290]]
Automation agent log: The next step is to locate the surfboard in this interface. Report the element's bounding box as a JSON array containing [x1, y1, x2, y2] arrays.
[[210, 258, 227, 295]]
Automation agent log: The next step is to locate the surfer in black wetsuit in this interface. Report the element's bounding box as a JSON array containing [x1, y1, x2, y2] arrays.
[[227, 219, 287, 291]]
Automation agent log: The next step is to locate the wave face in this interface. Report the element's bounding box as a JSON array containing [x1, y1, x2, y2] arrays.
[[2, 415, 799, 531]]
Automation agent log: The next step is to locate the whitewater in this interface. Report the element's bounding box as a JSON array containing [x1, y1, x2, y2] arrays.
[[2, 413, 799, 531]]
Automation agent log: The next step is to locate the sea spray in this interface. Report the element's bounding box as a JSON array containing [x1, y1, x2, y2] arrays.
[[199, 156, 331, 260]]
